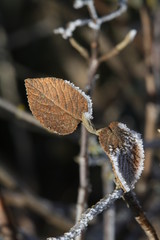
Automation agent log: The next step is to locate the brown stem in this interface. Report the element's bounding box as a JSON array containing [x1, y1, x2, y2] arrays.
[[0, 189, 18, 240], [101, 163, 115, 240], [76, 126, 89, 224], [69, 38, 89, 60], [98, 30, 137, 64], [75, 30, 99, 240], [0, 97, 43, 130], [140, 6, 157, 179], [124, 191, 159, 240]]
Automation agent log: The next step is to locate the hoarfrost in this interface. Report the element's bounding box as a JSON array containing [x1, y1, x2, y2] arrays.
[[47, 189, 123, 240], [117, 122, 145, 189], [64, 80, 93, 120]]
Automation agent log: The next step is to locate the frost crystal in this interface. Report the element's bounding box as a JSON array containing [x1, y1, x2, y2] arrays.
[[88, 21, 100, 30], [109, 148, 131, 192], [47, 189, 123, 240], [54, 20, 84, 39], [64, 80, 93, 120], [98, 122, 145, 192], [73, 0, 85, 9], [118, 122, 144, 186], [129, 29, 137, 41]]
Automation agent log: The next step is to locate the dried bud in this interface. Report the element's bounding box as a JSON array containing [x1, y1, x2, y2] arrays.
[[98, 122, 144, 192]]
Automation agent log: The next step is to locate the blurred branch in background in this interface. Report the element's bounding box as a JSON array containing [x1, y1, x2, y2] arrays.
[[0, 97, 42, 129], [140, 5, 158, 181], [0, 0, 160, 239], [0, 164, 73, 232]]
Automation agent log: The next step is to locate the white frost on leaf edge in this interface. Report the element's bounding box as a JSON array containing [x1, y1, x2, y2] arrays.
[[64, 80, 93, 120], [118, 122, 145, 186]]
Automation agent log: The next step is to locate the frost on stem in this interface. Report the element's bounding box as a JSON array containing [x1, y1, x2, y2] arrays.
[[47, 189, 123, 240], [54, 19, 87, 39], [74, 0, 93, 9], [54, 0, 127, 39], [98, 122, 145, 192]]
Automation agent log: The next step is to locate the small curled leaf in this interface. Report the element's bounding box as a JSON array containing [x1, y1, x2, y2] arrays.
[[25, 77, 93, 135], [97, 122, 144, 192]]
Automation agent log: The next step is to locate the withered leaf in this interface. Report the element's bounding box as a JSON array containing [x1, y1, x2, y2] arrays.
[[98, 122, 144, 192], [25, 77, 92, 135]]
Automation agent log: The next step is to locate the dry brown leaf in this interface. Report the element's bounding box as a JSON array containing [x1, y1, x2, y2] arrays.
[[97, 122, 144, 192], [25, 77, 93, 135]]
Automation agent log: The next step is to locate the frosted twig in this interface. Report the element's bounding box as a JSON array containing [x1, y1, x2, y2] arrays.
[[54, 0, 127, 39], [54, 19, 89, 39], [47, 189, 123, 240], [74, 0, 98, 21], [97, 0, 127, 26], [99, 29, 137, 63]]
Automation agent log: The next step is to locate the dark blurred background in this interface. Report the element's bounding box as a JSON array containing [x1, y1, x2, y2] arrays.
[[0, 0, 160, 239]]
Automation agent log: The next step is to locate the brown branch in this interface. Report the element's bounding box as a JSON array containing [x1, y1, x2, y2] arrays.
[[76, 126, 89, 224], [98, 30, 137, 63], [0, 164, 73, 232], [101, 163, 115, 240], [3, 190, 73, 232], [69, 38, 89, 60], [124, 191, 159, 240], [0, 97, 44, 130], [75, 7, 100, 240], [140, 6, 158, 178], [0, 189, 18, 240]]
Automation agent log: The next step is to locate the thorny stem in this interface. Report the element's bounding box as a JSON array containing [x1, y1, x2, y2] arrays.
[[124, 191, 159, 240], [47, 189, 123, 240]]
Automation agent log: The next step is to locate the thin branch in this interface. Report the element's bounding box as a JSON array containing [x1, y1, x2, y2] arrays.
[[75, 4, 100, 240], [98, 29, 137, 63], [0, 163, 73, 232], [124, 191, 159, 240], [86, 1, 98, 21], [69, 38, 89, 60], [101, 163, 115, 240], [0, 97, 44, 130], [97, 0, 127, 26], [3, 190, 73, 232], [76, 126, 89, 224], [54, 19, 89, 39], [74, 0, 99, 20], [54, 0, 127, 39], [47, 189, 123, 240], [0, 190, 18, 240], [140, 6, 157, 178], [74, 0, 98, 20]]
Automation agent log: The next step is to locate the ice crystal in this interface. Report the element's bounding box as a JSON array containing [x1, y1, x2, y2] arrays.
[[47, 189, 123, 240], [64, 80, 93, 120]]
